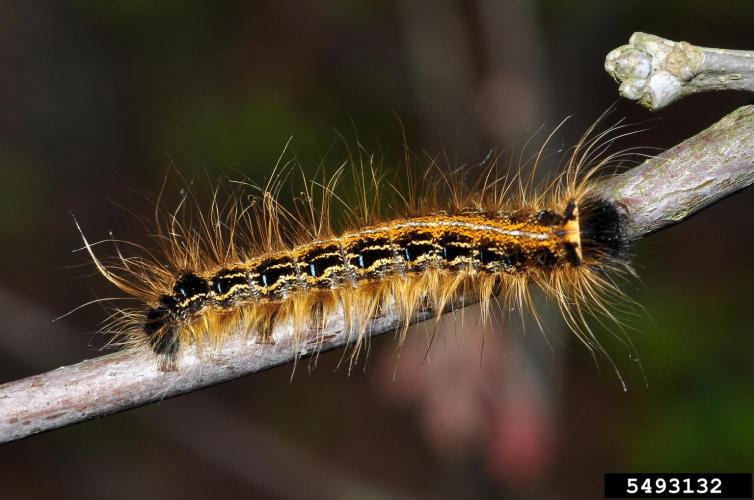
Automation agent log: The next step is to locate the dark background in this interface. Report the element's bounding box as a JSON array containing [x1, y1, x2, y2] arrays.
[[1, 1, 753, 499]]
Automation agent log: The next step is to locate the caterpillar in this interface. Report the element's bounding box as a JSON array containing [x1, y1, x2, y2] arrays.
[[78, 121, 636, 375]]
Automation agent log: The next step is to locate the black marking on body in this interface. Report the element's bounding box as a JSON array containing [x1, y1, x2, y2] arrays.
[[174, 272, 210, 300], [346, 236, 395, 279], [479, 243, 526, 273], [394, 230, 439, 272], [253, 255, 300, 299], [172, 272, 209, 315], [300, 243, 345, 288], [211, 268, 251, 304], [438, 232, 477, 269]]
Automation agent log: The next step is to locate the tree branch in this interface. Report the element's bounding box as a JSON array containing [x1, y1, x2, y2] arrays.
[[605, 32, 754, 110], [0, 296, 470, 444], [2, 122, 753, 443], [597, 105, 754, 238]]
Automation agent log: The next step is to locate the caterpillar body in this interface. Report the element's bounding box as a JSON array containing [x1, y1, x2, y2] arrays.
[[80, 126, 635, 373]]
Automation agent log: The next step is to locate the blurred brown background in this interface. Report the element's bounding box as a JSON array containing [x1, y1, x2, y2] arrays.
[[1, 1, 753, 499]]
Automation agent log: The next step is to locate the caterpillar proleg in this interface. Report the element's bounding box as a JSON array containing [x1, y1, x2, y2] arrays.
[[78, 122, 636, 374]]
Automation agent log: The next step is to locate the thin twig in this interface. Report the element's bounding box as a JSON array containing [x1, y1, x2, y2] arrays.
[[597, 105, 754, 238], [605, 32, 754, 110]]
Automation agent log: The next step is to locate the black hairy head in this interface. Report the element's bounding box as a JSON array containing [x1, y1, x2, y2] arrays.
[[578, 198, 629, 262]]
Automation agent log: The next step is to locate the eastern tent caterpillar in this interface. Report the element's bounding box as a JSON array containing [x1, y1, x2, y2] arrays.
[[77, 121, 636, 375]]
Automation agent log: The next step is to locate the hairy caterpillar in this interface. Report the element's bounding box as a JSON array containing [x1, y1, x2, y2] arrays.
[[78, 122, 635, 374]]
